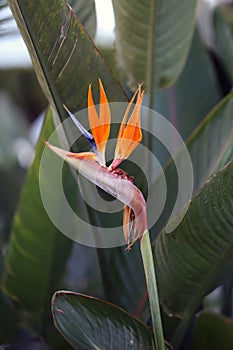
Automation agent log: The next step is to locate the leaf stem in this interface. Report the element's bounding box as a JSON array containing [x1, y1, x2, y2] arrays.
[[140, 230, 165, 350]]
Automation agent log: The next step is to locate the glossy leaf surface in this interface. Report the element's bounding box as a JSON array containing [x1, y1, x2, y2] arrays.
[[52, 291, 156, 350]]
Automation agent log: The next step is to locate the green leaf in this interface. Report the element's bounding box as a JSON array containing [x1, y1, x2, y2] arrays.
[[153, 91, 233, 239], [188, 92, 233, 192], [7, 0, 128, 318], [68, 0, 97, 39], [2, 109, 73, 320], [112, 0, 197, 90], [148, 92, 233, 344], [52, 291, 156, 350], [148, 95, 232, 336], [7, 0, 127, 250], [213, 7, 233, 84], [8, 0, 126, 129], [153, 159, 233, 320], [192, 311, 233, 350]]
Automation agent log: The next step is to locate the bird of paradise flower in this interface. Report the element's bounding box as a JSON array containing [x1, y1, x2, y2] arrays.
[[45, 79, 166, 349], [45, 79, 148, 249]]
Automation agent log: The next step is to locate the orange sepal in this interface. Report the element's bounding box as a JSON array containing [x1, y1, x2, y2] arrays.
[[88, 79, 111, 165], [110, 85, 144, 170]]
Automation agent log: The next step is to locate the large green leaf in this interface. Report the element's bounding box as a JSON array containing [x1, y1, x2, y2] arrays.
[[153, 159, 233, 339], [2, 110, 73, 320], [8, 0, 126, 130], [135, 93, 233, 342], [7, 0, 128, 243], [192, 311, 233, 350], [112, 0, 197, 90], [147, 93, 233, 345], [155, 92, 233, 235], [187, 92, 233, 192], [52, 291, 157, 350], [6, 0, 128, 301]]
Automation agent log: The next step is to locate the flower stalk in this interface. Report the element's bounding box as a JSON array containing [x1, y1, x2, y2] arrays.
[[141, 231, 165, 350]]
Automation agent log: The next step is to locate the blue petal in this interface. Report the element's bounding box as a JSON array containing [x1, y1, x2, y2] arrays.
[[63, 105, 97, 153]]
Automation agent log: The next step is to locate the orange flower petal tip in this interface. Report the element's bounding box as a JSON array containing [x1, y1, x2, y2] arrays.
[[88, 79, 111, 166], [111, 84, 144, 170]]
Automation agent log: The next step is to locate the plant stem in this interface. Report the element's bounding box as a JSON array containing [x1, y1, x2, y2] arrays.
[[140, 230, 165, 350]]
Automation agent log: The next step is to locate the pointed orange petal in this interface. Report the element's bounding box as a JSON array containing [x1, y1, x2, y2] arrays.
[[98, 79, 111, 155], [88, 84, 100, 143], [120, 85, 143, 144], [87, 81, 111, 166], [111, 85, 144, 170], [99, 78, 111, 127], [117, 88, 138, 139]]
